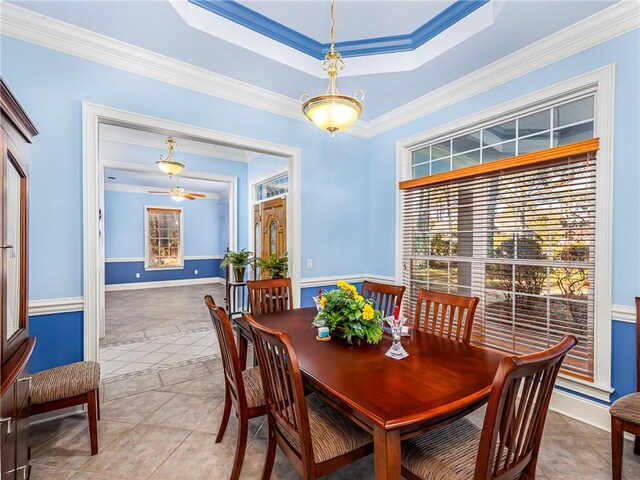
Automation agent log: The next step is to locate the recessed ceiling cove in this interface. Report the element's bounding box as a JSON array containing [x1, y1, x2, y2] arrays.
[[171, 0, 500, 77]]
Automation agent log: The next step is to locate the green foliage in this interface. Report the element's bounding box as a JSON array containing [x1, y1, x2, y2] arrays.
[[312, 282, 383, 345], [257, 253, 288, 278], [220, 249, 253, 269]]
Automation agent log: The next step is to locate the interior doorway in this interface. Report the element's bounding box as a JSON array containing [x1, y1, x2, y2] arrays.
[[82, 103, 302, 367]]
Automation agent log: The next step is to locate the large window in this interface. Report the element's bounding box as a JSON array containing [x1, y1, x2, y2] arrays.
[[411, 96, 595, 179], [145, 206, 183, 269], [402, 136, 599, 381]]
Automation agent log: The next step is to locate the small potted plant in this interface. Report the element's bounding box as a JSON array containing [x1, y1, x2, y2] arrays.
[[221, 249, 253, 282], [312, 280, 384, 345], [257, 253, 288, 279]]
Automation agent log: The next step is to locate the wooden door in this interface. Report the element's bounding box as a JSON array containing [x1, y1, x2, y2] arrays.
[[253, 197, 286, 278]]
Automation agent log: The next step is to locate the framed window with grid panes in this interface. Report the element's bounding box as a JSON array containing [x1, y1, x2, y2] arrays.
[[145, 206, 184, 269], [411, 95, 595, 179], [254, 173, 288, 203]]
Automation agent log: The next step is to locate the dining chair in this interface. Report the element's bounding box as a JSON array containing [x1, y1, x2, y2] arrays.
[[413, 288, 480, 343], [401, 335, 578, 480], [244, 312, 373, 480], [247, 277, 294, 315], [204, 296, 266, 480], [609, 296, 640, 479], [361, 280, 406, 317]]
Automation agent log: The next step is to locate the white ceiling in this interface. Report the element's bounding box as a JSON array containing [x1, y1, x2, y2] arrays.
[[238, 1, 455, 43], [99, 124, 260, 163], [105, 167, 230, 197]]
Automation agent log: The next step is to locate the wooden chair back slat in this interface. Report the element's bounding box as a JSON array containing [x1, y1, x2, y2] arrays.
[[361, 281, 405, 318], [413, 289, 480, 343], [475, 335, 578, 480], [245, 313, 314, 464], [247, 278, 294, 315], [204, 296, 246, 409]]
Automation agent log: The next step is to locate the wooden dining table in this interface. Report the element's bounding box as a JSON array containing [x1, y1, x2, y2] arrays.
[[234, 307, 506, 480]]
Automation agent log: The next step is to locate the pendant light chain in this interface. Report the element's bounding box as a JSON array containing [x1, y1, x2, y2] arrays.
[[298, 0, 364, 137], [329, 0, 335, 53]]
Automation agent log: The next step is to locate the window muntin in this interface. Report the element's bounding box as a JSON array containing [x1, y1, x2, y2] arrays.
[[145, 207, 183, 269], [410, 95, 595, 179], [254, 174, 288, 202]]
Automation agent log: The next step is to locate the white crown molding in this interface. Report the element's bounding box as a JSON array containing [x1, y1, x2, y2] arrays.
[[29, 297, 84, 316], [0, 1, 636, 138], [105, 182, 221, 199], [300, 273, 396, 289], [363, 0, 639, 138], [105, 276, 224, 292], [612, 304, 636, 323]]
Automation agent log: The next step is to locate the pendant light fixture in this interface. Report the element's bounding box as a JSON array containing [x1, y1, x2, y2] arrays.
[[300, 0, 364, 138], [156, 137, 185, 176]]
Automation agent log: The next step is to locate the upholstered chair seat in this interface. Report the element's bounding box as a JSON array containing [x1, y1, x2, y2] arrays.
[[30, 360, 101, 454], [31, 361, 100, 405], [610, 393, 640, 426], [283, 394, 372, 464], [402, 418, 480, 480]]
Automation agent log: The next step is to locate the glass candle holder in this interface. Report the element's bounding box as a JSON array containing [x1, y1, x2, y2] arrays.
[[384, 314, 409, 360]]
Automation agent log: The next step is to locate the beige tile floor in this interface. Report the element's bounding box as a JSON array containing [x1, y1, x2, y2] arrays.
[[102, 284, 225, 346], [100, 283, 226, 381], [30, 359, 640, 480]]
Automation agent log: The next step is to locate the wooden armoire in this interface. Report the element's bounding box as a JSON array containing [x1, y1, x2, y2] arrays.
[[0, 78, 38, 479]]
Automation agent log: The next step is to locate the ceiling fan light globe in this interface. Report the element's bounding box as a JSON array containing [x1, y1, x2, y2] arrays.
[[171, 194, 185, 202]]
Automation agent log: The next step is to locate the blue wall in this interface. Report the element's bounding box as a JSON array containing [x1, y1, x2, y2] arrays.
[[28, 312, 83, 373], [105, 190, 227, 259], [105, 259, 223, 285]]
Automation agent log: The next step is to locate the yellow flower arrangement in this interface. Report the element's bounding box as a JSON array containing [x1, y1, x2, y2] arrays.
[[312, 281, 383, 344], [362, 303, 374, 321]]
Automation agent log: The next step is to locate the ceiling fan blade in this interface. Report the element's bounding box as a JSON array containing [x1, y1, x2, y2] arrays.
[[183, 194, 197, 200], [186, 193, 206, 198], [148, 190, 171, 194]]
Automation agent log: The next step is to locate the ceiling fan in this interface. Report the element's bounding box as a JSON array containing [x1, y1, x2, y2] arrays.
[[148, 178, 206, 202]]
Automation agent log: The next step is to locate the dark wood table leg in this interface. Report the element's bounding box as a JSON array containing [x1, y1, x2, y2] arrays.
[[237, 328, 248, 372], [374, 425, 401, 480]]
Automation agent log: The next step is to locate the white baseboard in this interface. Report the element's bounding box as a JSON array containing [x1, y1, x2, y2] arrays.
[[550, 388, 610, 431], [549, 388, 637, 441], [300, 273, 397, 289], [105, 277, 224, 291]]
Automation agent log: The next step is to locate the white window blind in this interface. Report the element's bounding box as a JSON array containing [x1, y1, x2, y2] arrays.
[[401, 139, 599, 381]]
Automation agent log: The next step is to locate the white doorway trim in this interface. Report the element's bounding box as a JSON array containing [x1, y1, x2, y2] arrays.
[[83, 102, 302, 363]]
